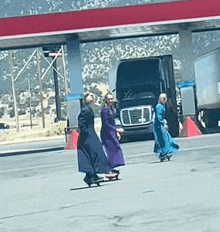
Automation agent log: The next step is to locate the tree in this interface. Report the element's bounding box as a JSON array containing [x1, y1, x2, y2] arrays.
[[9, 108, 15, 118], [0, 107, 4, 118]]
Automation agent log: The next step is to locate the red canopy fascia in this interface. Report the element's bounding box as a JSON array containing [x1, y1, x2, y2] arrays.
[[0, 0, 220, 38]]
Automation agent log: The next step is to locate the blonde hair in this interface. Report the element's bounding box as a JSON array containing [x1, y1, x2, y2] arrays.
[[103, 92, 115, 112], [158, 93, 167, 105], [104, 93, 114, 104]]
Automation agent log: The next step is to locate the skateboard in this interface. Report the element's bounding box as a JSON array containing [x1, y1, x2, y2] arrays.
[[105, 173, 119, 181], [160, 154, 172, 162]]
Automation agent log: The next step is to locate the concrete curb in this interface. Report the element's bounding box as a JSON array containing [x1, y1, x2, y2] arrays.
[[0, 136, 65, 146], [0, 145, 65, 157]]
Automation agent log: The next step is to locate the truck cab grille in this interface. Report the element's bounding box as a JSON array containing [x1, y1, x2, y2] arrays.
[[120, 106, 153, 126]]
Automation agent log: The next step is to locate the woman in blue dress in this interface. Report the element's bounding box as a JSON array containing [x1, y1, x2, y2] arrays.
[[77, 93, 113, 186], [100, 93, 125, 175], [153, 93, 179, 162]]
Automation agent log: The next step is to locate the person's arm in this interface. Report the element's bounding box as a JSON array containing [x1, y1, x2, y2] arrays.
[[156, 104, 165, 125], [101, 108, 122, 146], [78, 108, 89, 133], [101, 108, 117, 132]]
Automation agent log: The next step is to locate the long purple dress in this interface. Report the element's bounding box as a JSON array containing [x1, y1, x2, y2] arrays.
[[100, 107, 125, 168]]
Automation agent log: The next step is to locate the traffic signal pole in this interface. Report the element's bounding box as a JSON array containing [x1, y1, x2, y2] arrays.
[[42, 46, 63, 122]]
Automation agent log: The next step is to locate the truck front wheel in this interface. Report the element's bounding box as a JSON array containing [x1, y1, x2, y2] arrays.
[[204, 111, 219, 128], [167, 108, 179, 137]]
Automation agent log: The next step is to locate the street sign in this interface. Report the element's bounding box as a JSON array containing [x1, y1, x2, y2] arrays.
[[42, 45, 61, 57], [48, 52, 62, 57]]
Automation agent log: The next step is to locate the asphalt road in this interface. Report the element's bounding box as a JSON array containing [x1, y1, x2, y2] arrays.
[[1, 134, 220, 231]]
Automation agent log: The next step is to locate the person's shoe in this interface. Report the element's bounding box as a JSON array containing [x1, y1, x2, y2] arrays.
[[111, 169, 120, 174], [83, 175, 93, 187], [92, 174, 104, 182], [166, 154, 172, 161], [159, 155, 166, 162], [84, 174, 102, 187]]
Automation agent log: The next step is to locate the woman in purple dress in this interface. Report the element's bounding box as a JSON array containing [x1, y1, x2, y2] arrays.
[[100, 93, 125, 174]]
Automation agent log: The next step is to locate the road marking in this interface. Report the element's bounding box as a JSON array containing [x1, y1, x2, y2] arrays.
[[0, 162, 75, 174], [0, 200, 99, 220]]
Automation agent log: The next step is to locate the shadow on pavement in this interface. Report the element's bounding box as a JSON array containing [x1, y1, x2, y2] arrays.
[[120, 133, 154, 144], [201, 127, 220, 134], [101, 178, 121, 183], [148, 160, 173, 164], [70, 179, 121, 191], [70, 185, 105, 191]]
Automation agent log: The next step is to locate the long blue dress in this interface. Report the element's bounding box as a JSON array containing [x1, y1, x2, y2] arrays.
[[77, 106, 112, 175], [100, 107, 125, 168], [153, 103, 179, 158]]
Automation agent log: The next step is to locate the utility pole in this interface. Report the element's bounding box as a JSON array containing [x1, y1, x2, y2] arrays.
[[61, 45, 68, 95], [36, 49, 45, 128], [27, 77, 33, 129], [9, 51, 19, 132]]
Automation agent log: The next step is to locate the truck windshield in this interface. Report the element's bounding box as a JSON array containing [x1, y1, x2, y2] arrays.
[[116, 58, 161, 90], [122, 90, 155, 101]]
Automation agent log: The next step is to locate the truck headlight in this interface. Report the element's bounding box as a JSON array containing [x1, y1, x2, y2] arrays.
[[115, 118, 122, 126]]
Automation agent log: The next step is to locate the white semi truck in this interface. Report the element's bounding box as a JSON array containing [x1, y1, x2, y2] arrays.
[[194, 48, 220, 128]]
